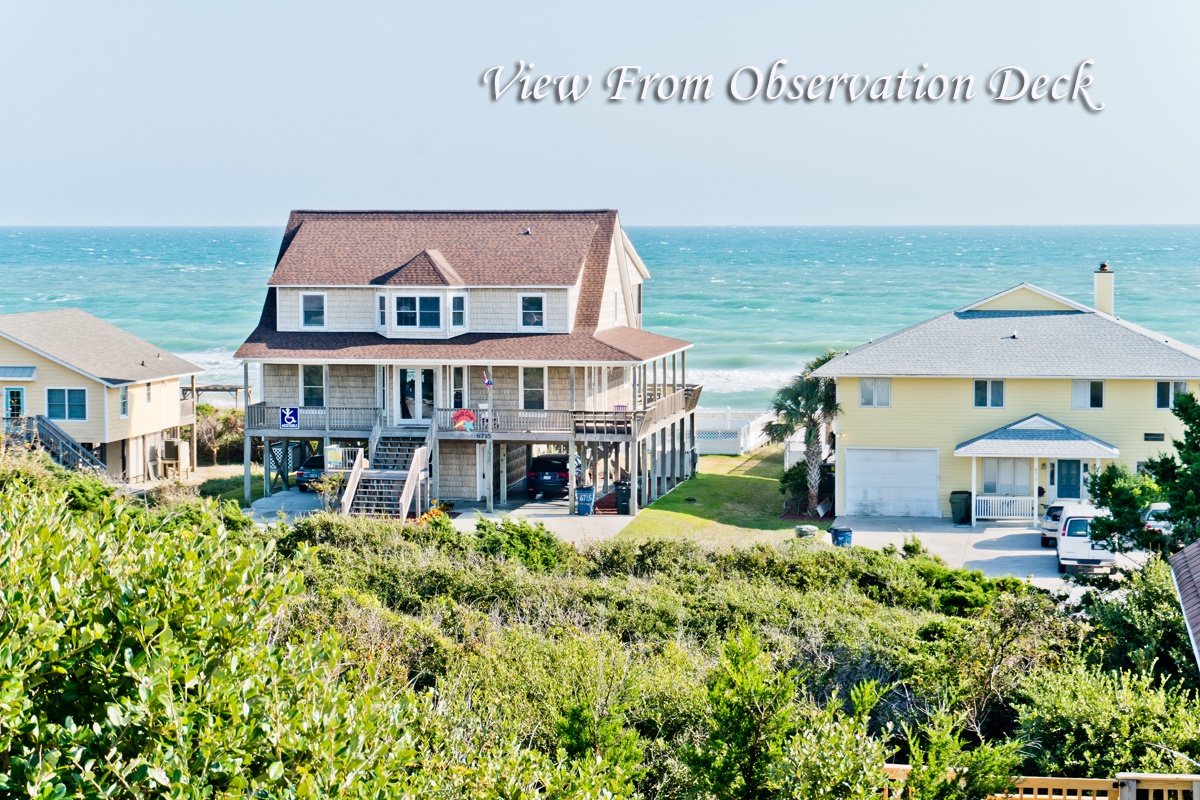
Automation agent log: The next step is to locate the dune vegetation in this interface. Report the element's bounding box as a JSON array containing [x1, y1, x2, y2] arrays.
[[2, 448, 1199, 799]]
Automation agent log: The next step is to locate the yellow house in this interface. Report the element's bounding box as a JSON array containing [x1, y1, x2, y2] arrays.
[[0, 309, 201, 482], [811, 266, 1200, 523]]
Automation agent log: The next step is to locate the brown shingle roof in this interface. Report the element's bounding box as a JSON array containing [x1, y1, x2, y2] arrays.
[[234, 288, 688, 364], [1170, 541, 1200, 674], [269, 210, 615, 288], [0, 308, 201, 386]]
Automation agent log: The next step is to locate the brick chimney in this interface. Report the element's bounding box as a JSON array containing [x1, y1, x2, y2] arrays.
[[1094, 262, 1114, 315]]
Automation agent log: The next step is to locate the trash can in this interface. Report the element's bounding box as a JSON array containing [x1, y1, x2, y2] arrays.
[[949, 491, 972, 525], [615, 480, 632, 515], [829, 525, 853, 548], [576, 486, 596, 516], [795, 524, 819, 538]]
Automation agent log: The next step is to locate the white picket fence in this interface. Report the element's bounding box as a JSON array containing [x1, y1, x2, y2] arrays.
[[695, 408, 775, 455]]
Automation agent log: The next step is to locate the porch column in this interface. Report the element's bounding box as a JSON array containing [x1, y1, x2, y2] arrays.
[[569, 367, 577, 510], [629, 441, 639, 515], [486, 363, 494, 513], [640, 440, 650, 507], [500, 444, 507, 505], [1031, 458, 1039, 521], [970, 457, 977, 528], [242, 363, 251, 504], [263, 438, 272, 498]]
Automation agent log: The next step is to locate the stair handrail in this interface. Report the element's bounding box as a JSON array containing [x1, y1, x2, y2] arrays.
[[33, 415, 110, 475], [368, 408, 384, 466], [396, 445, 428, 522], [339, 447, 366, 517]]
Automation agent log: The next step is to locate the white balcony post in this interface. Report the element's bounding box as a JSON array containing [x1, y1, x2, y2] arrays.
[[569, 366, 577, 511], [485, 364, 495, 512], [243, 362, 251, 505], [970, 457, 977, 528]]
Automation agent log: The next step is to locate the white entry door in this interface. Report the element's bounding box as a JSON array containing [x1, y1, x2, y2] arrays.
[[844, 448, 940, 517]]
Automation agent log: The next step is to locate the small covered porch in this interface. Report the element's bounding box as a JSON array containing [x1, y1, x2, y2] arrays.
[[954, 414, 1120, 526]]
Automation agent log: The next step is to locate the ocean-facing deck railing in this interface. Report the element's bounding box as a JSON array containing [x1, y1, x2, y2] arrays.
[[246, 403, 379, 432], [179, 397, 196, 424]]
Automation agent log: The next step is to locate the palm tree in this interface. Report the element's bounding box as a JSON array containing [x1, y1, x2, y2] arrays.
[[763, 350, 841, 515]]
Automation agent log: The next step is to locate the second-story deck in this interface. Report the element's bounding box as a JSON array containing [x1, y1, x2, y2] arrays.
[[244, 385, 702, 441]]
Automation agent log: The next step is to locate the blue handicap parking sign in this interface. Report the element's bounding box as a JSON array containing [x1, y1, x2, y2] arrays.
[[279, 407, 299, 429]]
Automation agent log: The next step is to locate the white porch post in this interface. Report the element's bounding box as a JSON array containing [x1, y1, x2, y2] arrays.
[[970, 457, 977, 528], [1032, 458, 1039, 521]]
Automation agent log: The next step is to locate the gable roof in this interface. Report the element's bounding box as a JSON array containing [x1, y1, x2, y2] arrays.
[[269, 210, 618, 287], [812, 283, 1200, 379], [0, 309, 201, 386], [374, 249, 464, 286], [1169, 540, 1200, 675], [954, 414, 1120, 458]]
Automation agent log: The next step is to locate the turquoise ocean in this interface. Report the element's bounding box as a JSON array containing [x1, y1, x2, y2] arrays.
[[3, 225, 1200, 410]]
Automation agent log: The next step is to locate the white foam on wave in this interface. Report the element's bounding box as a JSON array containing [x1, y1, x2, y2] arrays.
[[687, 368, 795, 393]]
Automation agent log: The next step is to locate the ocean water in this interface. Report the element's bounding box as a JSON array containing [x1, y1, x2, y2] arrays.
[[3, 225, 1200, 410]]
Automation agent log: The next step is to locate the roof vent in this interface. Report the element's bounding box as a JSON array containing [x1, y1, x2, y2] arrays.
[[521, 227, 532, 235], [140, 360, 146, 367], [1004, 331, 1018, 339]]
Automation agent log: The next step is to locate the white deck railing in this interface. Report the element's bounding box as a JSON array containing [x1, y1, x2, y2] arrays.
[[974, 494, 1037, 521], [246, 404, 378, 432]]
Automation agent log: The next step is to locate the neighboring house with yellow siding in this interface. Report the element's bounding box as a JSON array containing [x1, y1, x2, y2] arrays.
[[812, 266, 1200, 524], [0, 309, 201, 482]]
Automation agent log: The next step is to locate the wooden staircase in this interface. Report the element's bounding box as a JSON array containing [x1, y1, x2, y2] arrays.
[[370, 432, 426, 471], [344, 428, 430, 519]]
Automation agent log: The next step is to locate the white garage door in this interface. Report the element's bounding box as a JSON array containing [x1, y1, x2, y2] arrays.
[[844, 448, 940, 517]]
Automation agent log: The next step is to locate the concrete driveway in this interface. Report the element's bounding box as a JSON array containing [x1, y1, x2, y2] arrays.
[[831, 515, 1068, 590]]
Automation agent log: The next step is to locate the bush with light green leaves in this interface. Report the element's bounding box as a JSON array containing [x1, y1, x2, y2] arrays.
[[0, 482, 632, 799]]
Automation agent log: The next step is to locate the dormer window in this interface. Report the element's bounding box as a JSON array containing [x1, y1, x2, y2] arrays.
[[419, 297, 441, 328], [395, 295, 442, 329], [396, 297, 417, 327], [520, 294, 545, 330], [301, 293, 325, 328]]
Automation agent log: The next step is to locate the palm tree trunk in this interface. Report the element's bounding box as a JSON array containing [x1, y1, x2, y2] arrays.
[[805, 437, 822, 515]]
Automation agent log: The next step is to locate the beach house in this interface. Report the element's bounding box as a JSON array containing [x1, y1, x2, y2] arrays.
[[0, 308, 200, 482], [235, 210, 700, 517], [811, 265, 1200, 523]]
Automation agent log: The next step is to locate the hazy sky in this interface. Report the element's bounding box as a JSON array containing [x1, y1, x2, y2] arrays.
[[1, 1, 1197, 225]]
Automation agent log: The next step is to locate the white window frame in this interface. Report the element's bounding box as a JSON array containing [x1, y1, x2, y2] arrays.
[[417, 296, 442, 329], [393, 294, 444, 330], [519, 293, 548, 331], [859, 377, 891, 408], [300, 364, 326, 408], [974, 379, 1005, 408], [1072, 379, 1104, 409], [376, 292, 388, 330], [46, 387, 87, 422], [119, 386, 128, 418], [450, 294, 468, 329], [519, 366, 547, 410], [1157, 381, 1189, 410], [299, 291, 327, 329]]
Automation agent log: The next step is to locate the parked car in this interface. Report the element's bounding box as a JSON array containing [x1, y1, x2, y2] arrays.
[[1141, 502, 1173, 536], [526, 453, 585, 500], [1055, 503, 1116, 574], [1040, 503, 1064, 548], [295, 455, 325, 492]]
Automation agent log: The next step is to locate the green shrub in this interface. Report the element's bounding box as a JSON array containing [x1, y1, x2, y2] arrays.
[[1017, 660, 1200, 776]]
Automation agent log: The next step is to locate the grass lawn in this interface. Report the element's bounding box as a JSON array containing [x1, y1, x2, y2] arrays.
[[198, 466, 270, 507], [617, 445, 830, 548]]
